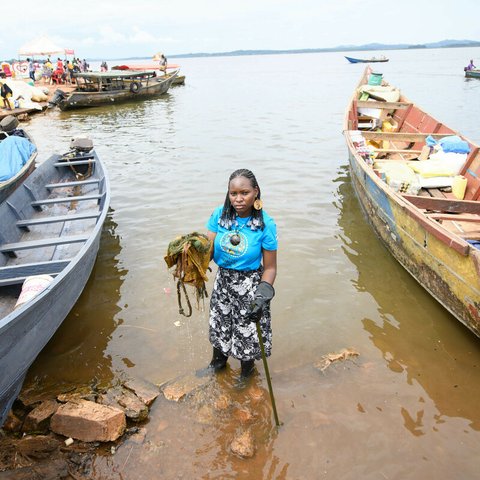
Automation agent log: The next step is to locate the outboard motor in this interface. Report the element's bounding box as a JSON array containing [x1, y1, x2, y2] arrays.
[[0, 115, 19, 140], [48, 89, 66, 108], [60, 137, 95, 179]]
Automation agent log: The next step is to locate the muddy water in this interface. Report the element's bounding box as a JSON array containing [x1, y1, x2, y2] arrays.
[[16, 48, 480, 479]]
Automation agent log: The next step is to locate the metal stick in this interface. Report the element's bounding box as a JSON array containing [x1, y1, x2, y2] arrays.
[[255, 321, 280, 427]]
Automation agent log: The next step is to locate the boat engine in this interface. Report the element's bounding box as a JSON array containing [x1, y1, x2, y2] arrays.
[[60, 137, 95, 179], [48, 89, 66, 108]]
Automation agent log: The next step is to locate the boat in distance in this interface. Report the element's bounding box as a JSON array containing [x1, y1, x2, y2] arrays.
[[0, 116, 37, 204], [343, 66, 480, 338], [48, 69, 178, 110], [0, 138, 110, 426], [345, 55, 389, 64], [465, 69, 480, 79]]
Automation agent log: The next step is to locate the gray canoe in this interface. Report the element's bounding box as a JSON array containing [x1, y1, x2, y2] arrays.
[[0, 144, 110, 426]]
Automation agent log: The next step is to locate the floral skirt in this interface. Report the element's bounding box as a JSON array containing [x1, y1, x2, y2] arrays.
[[209, 267, 272, 361]]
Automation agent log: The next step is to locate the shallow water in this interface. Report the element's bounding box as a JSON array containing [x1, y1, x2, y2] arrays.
[[16, 47, 480, 479]]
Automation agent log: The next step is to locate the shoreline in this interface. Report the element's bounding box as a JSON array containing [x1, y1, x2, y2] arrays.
[[0, 82, 75, 121]]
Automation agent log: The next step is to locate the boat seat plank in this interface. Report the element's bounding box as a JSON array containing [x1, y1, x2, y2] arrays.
[[357, 101, 412, 109], [46, 179, 100, 189], [0, 235, 89, 253], [402, 195, 480, 214], [373, 149, 422, 154], [0, 260, 70, 284], [427, 213, 480, 222], [361, 132, 454, 142], [53, 160, 96, 167], [17, 212, 100, 228], [31, 194, 102, 206]]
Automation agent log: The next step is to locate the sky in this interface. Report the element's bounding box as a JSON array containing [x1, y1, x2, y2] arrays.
[[1, 0, 479, 60]]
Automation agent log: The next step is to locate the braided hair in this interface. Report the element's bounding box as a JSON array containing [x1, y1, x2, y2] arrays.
[[219, 169, 265, 230]]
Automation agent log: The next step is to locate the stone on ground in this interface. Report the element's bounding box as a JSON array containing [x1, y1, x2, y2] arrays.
[[50, 400, 126, 442]]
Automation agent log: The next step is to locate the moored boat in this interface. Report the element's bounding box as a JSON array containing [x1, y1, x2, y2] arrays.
[[343, 66, 480, 338], [0, 116, 37, 203], [112, 64, 186, 85], [0, 138, 110, 426], [49, 70, 178, 110], [345, 55, 389, 64]]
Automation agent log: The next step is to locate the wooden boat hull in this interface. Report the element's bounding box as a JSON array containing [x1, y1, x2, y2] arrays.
[[0, 149, 110, 426], [58, 73, 177, 110], [344, 67, 480, 338], [465, 69, 480, 79], [345, 56, 389, 64]]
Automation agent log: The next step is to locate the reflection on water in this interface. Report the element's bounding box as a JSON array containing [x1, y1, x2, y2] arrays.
[[23, 212, 126, 393], [336, 165, 480, 432]]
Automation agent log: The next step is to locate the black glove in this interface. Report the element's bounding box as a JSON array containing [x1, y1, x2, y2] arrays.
[[248, 281, 275, 323]]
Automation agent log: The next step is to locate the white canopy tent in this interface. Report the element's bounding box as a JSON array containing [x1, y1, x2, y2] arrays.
[[18, 36, 64, 57]]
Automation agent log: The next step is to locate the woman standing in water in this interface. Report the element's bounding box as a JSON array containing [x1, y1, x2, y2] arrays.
[[206, 169, 277, 378]]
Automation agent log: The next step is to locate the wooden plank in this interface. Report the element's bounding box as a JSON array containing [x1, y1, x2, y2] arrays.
[[357, 100, 411, 109], [0, 235, 89, 253], [31, 194, 102, 206], [17, 212, 100, 228], [402, 195, 480, 214], [46, 179, 100, 189], [0, 260, 70, 281], [361, 132, 451, 142], [428, 213, 480, 222], [373, 149, 422, 154]]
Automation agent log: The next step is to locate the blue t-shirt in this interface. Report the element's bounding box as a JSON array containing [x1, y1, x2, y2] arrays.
[[206, 206, 278, 271]]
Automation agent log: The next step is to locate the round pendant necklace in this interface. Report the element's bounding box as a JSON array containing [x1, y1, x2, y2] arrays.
[[229, 218, 250, 246]]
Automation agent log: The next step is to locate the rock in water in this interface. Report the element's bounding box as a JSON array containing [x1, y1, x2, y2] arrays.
[[230, 429, 256, 458], [50, 400, 126, 442]]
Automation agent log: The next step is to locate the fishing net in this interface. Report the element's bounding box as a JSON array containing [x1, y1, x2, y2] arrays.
[[164, 232, 212, 317]]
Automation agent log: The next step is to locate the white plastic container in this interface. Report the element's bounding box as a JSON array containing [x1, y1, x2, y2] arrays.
[[14, 275, 54, 309]]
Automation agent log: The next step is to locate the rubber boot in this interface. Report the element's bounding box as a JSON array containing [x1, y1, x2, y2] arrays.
[[209, 347, 228, 372], [240, 359, 255, 379]]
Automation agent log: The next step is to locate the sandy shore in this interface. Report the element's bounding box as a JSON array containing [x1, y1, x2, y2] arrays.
[[0, 82, 76, 121]]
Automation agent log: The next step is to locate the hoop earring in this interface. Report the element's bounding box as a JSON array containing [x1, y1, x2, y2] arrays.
[[253, 198, 263, 210]]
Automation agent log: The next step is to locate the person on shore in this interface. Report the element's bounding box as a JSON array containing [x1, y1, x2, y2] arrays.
[[100, 61, 108, 72], [205, 169, 278, 378], [159, 54, 167, 75], [0, 80, 13, 110], [41, 60, 53, 85], [466, 59, 476, 71], [27, 58, 35, 83]]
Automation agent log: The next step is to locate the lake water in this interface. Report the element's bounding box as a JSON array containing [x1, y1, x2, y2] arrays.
[[17, 47, 480, 479]]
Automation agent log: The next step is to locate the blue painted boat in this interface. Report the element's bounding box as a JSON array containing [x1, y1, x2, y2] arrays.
[[0, 139, 110, 426], [345, 55, 389, 64], [465, 69, 480, 79], [344, 66, 480, 338]]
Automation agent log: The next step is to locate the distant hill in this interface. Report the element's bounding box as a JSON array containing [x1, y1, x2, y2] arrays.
[[100, 39, 480, 62]]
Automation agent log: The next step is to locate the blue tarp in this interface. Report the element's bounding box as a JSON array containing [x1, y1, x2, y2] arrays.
[[0, 136, 36, 182], [425, 135, 471, 154]]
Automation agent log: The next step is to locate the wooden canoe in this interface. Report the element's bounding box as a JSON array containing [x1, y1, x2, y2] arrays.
[[345, 56, 389, 64], [343, 66, 480, 338], [0, 141, 110, 426], [465, 69, 480, 79], [49, 70, 178, 110]]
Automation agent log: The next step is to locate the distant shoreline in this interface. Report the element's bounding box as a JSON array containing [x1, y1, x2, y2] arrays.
[[95, 40, 480, 62]]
